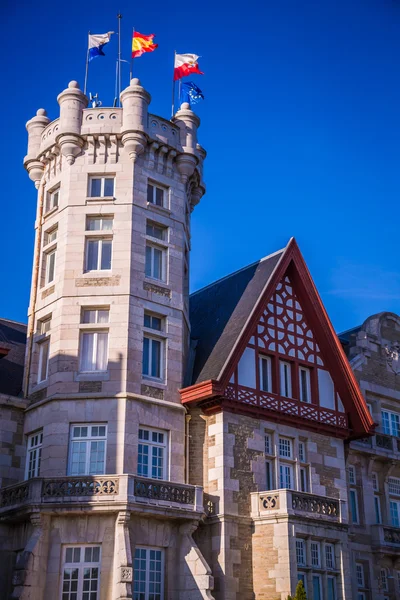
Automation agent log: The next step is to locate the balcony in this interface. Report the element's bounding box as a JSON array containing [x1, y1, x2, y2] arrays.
[[0, 475, 203, 517], [251, 489, 343, 523], [352, 433, 400, 455]]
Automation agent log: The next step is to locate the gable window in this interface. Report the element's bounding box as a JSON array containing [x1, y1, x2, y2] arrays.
[[89, 176, 114, 198], [147, 182, 166, 207], [260, 356, 272, 392], [62, 545, 101, 600], [325, 544, 335, 570], [46, 186, 59, 213], [134, 547, 164, 600], [25, 431, 43, 479], [349, 489, 359, 524], [296, 539, 306, 566], [299, 367, 311, 403], [356, 563, 364, 587], [382, 410, 400, 437], [279, 361, 292, 397], [79, 309, 109, 372], [85, 217, 113, 272], [68, 424, 107, 475], [311, 542, 321, 568], [137, 427, 167, 480]]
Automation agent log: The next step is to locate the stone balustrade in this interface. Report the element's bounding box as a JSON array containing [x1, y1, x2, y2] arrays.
[[352, 432, 400, 454], [371, 524, 400, 546], [0, 475, 203, 516], [251, 489, 342, 522]]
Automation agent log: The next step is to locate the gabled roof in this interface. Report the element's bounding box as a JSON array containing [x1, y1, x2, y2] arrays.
[[183, 238, 374, 438], [0, 318, 27, 397]]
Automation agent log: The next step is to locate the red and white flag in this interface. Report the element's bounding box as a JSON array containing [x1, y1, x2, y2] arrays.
[[174, 53, 204, 81]]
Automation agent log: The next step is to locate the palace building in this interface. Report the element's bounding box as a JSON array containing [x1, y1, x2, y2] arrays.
[[0, 77, 398, 600]]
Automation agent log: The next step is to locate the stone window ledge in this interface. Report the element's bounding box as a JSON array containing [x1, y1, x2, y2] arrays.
[[74, 371, 110, 382], [146, 202, 171, 217]]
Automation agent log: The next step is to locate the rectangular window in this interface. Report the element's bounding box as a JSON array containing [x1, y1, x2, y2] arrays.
[[134, 547, 164, 600], [39, 317, 51, 335], [146, 222, 166, 241], [45, 248, 56, 284], [80, 332, 108, 372], [145, 244, 165, 281], [388, 477, 400, 496], [298, 441, 306, 463], [327, 576, 337, 600], [312, 575, 322, 600], [46, 187, 59, 212], [86, 217, 113, 231], [68, 425, 107, 476], [372, 472, 379, 491], [265, 433, 272, 455], [280, 361, 292, 397], [137, 428, 167, 480], [89, 177, 114, 198], [147, 183, 166, 207], [380, 569, 388, 591], [325, 544, 335, 570], [62, 545, 101, 600], [299, 466, 309, 492], [348, 465, 356, 485], [311, 542, 321, 567], [25, 431, 43, 479], [44, 227, 58, 246], [350, 489, 359, 524], [296, 539, 306, 566], [374, 495, 382, 524], [85, 239, 112, 271], [144, 313, 163, 332], [279, 464, 293, 489], [382, 409, 400, 436], [297, 573, 307, 594], [265, 460, 274, 491], [279, 437, 292, 459], [37, 338, 50, 382], [82, 309, 109, 324], [142, 335, 164, 380], [390, 500, 400, 527], [260, 356, 272, 392], [356, 563, 364, 588], [299, 367, 311, 403]]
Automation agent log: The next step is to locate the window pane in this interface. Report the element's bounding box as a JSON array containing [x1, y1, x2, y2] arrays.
[[151, 339, 161, 378], [147, 184, 154, 204], [100, 240, 112, 270], [102, 218, 113, 231], [260, 358, 270, 392], [97, 310, 109, 324], [90, 179, 102, 197], [81, 333, 95, 371], [153, 248, 162, 280], [143, 337, 150, 376], [47, 251, 56, 283], [96, 333, 108, 371], [104, 179, 114, 197], [89, 440, 105, 474], [87, 218, 101, 231], [83, 310, 96, 324], [87, 240, 99, 271], [312, 576, 321, 600], [39, 340, 49, 382], [52, 190, 59, 208], [70, 441, 87, 475], [155, 187, 164, 206], [145, 246, 152, 277]]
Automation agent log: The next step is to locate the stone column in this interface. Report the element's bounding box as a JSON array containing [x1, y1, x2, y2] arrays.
[[113, 511, 133, 600], [178, 521, 215, 600]]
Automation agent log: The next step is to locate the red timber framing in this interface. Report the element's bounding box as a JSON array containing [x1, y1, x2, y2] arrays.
[[180, 238, 375, 440]]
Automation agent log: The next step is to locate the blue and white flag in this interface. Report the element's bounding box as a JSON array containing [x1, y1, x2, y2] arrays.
[[180, 81, 204, 107], [88, 32, 114, 61]]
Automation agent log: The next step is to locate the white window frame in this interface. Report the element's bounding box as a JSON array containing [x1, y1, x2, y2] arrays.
[[279, 437, 292, 459], [390, 499, 400, 527], [372, 471, 379, 491], [298, 441, 306, 463], [280, 360, 292, 397], [134, 546, 165, 600], [85, 237, 112, 272], [296, 539, 306, 566], [325, 543, 335, 570], [279, 463, 293, 489], [146, 221, 167, 241], [265, 433, 272, 455], [145, 242, 166, 282], [88, 176, 115, 198], [388, 477, 400, 496], [147, 182, 167, 207], [259, 355, 272, 392], [382, 409, 400, 437], [311, 541, 321, 568], [68, 424, 107, 476], [374, 495, 382, 524], [44, 226, 58, 246], [299, 466, 309, 492], [348, 465, 356, 485], [46, 186, 59, 213], [142, 334, 165, 381], [79, 330, 109, 373], [137, 427, 168, 481], [356, 563, 365, 588], [44, 247, 56, 285], [349, 489, 359, 524], [380, 568, 388, 592], [25, 431, 43, 479], [37, 338, 50, 383], [61, 545, 101, 600], [299, 366, 311, 403]]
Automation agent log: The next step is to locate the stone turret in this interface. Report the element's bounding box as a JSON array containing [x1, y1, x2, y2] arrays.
[[56, 80, 88, 165], [24, 109, 50, 188]]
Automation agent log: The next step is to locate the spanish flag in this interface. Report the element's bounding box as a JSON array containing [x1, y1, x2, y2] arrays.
[[132, 31, 158, 58]]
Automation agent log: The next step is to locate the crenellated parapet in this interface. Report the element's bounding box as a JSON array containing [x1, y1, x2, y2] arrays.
[[24, 78, 206, 207]]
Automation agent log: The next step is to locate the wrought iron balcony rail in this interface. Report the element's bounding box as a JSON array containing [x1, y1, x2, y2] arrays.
[[251, 489, 342, 523], [0, 475, 203, 515]]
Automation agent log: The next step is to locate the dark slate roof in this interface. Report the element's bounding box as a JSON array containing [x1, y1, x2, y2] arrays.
[[0, 318, 27, 397], [338, 326, 361, 346], [189, 248, 285, 385]]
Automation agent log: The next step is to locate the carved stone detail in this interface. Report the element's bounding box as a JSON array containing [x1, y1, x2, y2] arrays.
[[133, 477, 195, 504], [259, 494, 280, 510], [291, 492, 339, 517], [42, 477, 119, 497]]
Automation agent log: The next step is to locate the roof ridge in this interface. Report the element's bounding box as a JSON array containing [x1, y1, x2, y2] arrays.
[[0, 317, 27, 327], [190, 247, 286, 298]]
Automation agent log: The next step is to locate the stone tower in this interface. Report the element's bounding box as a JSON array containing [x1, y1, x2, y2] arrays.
[[0, 79, 213, 599]]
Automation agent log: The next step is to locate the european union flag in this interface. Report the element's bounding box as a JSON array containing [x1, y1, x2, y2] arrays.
[[180, 81, 204, 107]]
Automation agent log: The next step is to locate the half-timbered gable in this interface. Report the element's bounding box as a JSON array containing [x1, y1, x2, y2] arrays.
[[182, 238, 373, 439]]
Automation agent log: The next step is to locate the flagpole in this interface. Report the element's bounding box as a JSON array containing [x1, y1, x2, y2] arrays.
[[171, 51, 176, 118], [178, 79, 182, 109], [84, 31, 90, 96], [130, 27, 134, 81], [117, 13, 122, 106]]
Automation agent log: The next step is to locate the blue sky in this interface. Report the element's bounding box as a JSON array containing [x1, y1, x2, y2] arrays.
[[1, 0, 399, 332]]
